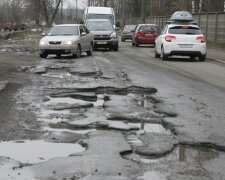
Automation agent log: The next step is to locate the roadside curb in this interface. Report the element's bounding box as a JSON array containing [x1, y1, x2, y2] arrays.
[[207, 57, 225, 65]]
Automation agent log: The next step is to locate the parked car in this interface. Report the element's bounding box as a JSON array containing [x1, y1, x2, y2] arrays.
[[155, 11, 206, 61], [39, 24, 94, 58], [131, 24, 159, 47], [85, 19, 118, 51], [121, 25, 136, 42]]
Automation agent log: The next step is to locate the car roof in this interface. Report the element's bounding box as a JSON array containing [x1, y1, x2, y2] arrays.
[[137, 24, 157, 26], [86, 19, 111, 22], [86, 7, 113, 14], [167, 24, 199, 28], [54, 24, 81, 27]]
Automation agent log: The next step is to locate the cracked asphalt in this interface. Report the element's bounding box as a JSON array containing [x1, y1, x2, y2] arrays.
[[0, 33, 225, 180]]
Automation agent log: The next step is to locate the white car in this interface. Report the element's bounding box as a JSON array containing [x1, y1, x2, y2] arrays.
[[39, 24, 94, 58], [155, 24, 207, 61]]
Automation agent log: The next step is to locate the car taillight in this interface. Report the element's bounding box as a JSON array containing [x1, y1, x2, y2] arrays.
[[165, 35, 176, 42], [196, 36, 206, 43], [135, 32, 144, 37]]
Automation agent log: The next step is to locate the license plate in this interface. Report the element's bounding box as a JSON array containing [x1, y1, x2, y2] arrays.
[[179, 44, 193, 48], [97, 42, 107, 45], [145, 33, 154, 37], [49, 45, 61, 49]]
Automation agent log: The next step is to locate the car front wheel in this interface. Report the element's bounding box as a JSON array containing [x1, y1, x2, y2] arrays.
[[161, 47, 168, 61], [86, 44, 93, 56], [155, 50, 160, 58], [40, 53, 48, 58], [135, 41, 139, 47], [113, 44, 118, 51], [73, 45, 81, 58]]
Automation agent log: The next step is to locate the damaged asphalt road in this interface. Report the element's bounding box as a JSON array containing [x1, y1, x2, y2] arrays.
[[0, 33, 225, 179]]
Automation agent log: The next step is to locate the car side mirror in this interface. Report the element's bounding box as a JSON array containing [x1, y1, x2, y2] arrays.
[[81, 32, 86, 36], [41, 32, 46, 36], [115, 27, 119, 31]]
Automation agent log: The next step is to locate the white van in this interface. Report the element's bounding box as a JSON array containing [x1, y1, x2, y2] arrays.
[[83, 7, 116, 29]]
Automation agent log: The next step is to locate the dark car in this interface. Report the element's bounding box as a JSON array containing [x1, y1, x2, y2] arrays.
[[132, 24, 159, 47], [85, 19, 118, 51], [121, 25, 136, 42]]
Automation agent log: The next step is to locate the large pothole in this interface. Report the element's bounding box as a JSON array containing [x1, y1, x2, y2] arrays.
[[0, 140, 86, 164], [122, 145, 219, 164]]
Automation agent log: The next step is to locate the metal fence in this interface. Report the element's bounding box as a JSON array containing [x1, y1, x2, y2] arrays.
[[122, 12, 225, 43], [0, 30, 28, 39]]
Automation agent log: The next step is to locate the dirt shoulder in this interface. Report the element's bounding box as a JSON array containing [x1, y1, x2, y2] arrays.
[[0, 36, 41, 140]]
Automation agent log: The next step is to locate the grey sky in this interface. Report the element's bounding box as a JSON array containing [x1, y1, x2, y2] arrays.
[[66, 0, 88, 9]]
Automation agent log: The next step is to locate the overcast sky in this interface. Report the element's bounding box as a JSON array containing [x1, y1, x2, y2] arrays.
[[66, 0, 88, 9]]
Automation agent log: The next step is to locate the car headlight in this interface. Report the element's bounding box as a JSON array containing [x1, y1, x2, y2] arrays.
[[39, 40, 48, 45], [64, 40, 74, 45], [110, 32, 117, 39]]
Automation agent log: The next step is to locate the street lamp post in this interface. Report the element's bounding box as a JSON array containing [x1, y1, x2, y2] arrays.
[[76, 0, 78, 22]]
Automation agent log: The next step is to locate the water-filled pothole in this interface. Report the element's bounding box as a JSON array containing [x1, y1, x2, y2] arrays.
[[136, 171, 167, 180], [133, 94, 160, 109], [0, 140, 86, 163], [45, 96, 105, 108], [128, 123, 171, 135], [42, 70, 73, 79], [123, 145, 219, 164], [44, 127, 96, 135]]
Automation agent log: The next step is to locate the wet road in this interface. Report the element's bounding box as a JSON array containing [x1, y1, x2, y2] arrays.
[[0, 36, 225, 180]]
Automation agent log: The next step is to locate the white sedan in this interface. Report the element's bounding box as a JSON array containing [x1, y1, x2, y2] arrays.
[[39, 24, 94, 58], [155, 24, 207, 61]]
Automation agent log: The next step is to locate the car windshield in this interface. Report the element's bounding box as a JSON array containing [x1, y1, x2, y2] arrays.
[[138, 25, 158, 33], [87, 14, 114, 25], [168, 26, 202, 35], [86, 21, 114, 31], [48, 26, 79, 36], [123, 25, 136, 32]]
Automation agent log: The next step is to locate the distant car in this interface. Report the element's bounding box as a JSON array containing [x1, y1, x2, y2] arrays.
[[85, 19, 118, 51], [39, 24, 94, 58], [121, 25, 136, 42], [155, 24, 206, 61], [132, 24, 159, 47]]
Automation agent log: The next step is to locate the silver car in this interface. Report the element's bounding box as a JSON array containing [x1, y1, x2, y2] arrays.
[[85, 19, 119, 51], [39, 24, 94, 58]]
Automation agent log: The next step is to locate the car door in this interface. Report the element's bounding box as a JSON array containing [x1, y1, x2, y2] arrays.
[[83, 25, 92, 50], [79, 26, 86, 51], [155, 25, 167, 54], [132, 25, 138, 43]]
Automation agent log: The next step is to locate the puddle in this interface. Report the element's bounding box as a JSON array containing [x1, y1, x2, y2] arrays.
[[131, 94, 160, 108], [44, 96, 104, 108], [37, 109, 71, 123], [0, 140, 86, 164], [137, 171, 167, 180], [137, 96, 155, 108], [42, 70, 73, 79], [44, 127, 96, 134], [123, 145, 219, 164], [128, 123, 171, 135]]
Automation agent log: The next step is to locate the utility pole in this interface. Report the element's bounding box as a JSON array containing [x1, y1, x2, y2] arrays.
[[61, 0, 63, 23], [122, 0, 125, 28], [141, 0, 146, 23], [198, 0, 204, 26], [104, 0, 107, 7], [76, 0, 78, 22]]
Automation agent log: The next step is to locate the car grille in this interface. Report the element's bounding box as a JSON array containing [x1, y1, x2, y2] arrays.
[[94, 35, 110, 40], [49, 41, 61, 45]]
